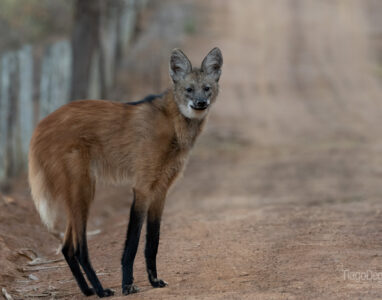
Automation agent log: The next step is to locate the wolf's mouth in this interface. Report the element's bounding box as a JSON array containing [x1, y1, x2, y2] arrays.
[[190, 105, 208, 111]]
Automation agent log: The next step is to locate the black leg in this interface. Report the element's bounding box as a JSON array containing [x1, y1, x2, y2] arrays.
[[76, 233, 114, 298], [121, 191, 145, 295], [145, 218, 167, 288], [62, 244, 95, 297]]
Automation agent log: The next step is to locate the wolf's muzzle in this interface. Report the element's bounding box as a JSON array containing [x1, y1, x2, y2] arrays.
[[191, 99, 209, 110]]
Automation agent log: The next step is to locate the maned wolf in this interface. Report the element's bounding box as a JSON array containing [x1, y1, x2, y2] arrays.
[[28, 47, 223, 297]]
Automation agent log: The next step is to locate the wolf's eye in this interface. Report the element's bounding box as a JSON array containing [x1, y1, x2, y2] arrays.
[[186, 87, 193, 93], [204, 86, 210, 92]]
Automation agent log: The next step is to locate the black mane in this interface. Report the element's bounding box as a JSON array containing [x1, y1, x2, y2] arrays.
[[126, 93, 163, 106]]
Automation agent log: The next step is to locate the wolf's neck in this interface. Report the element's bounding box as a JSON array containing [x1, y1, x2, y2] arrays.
[[165, 89, 206, 150]]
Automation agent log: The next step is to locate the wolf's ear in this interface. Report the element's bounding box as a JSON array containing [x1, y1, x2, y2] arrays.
[[201, 47, 223, 82], [170, 49, 192, 83]]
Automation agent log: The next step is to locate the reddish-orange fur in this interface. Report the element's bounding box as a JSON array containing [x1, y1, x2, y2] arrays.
[[29, 91, 205, 239]]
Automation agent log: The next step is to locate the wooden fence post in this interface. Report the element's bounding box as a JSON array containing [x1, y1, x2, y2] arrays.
[[0, 52, 18, 180], [99, 0, 120, 97], [16, 45, 34, 169], [116, 0, 138, 63], [0, 55, 10, 182], [88, 50, 102, 99], [39, 41, 72, 120]]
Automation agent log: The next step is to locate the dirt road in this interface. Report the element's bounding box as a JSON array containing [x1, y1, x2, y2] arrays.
[[2, 0, 382, 299]]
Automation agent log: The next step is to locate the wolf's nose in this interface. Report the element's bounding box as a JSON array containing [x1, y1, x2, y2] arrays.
[[195, 99, 208, 108]]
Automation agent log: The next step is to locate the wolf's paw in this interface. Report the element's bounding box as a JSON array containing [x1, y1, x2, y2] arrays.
[[98, 288, 114, 298], [150, 277, 168, 288], [122, 284, 140, 295]]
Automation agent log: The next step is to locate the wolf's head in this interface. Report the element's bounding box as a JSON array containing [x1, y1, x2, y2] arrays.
[[170, 47, 223, 119]]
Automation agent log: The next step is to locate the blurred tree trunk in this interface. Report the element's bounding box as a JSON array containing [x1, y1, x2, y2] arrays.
[[70, 0, 101, 100], [98, 0, 122, 98]]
